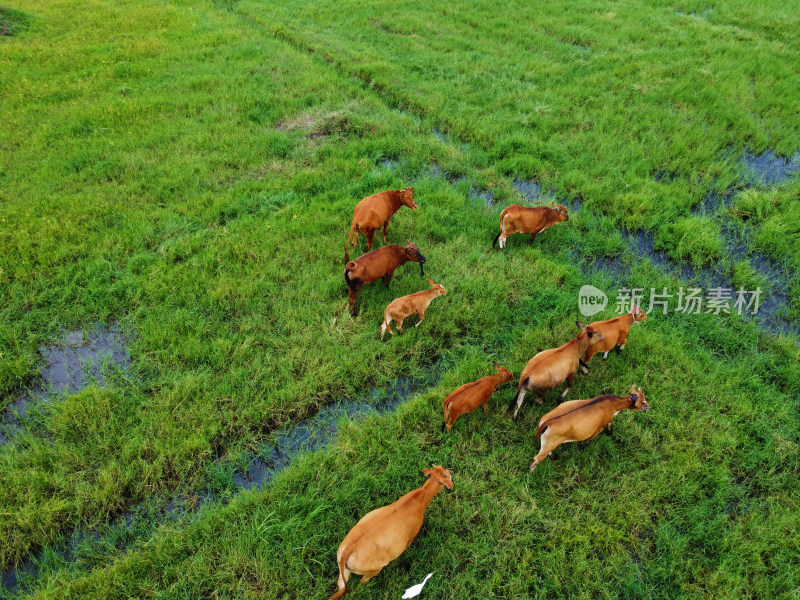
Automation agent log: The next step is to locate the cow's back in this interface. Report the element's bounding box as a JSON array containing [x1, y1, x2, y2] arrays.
[[354, 191, 395, 224]]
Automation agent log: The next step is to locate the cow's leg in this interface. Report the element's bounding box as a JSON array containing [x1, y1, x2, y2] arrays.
[[618, 335, 628, 351], [348, 286, 361, 316], [352, 226, 359, 248], [530, 429, 560, 473], [383, 219, 390, 244], [527, 232, 538, 245], [382, 271, 394, 287], [603, 351, 609, 360], [482, 400, 489, 414], [395, 317, 405, 333], [606, 422, 614, 435], [360, 569, 382, 584], [581, 348, 597, 374], [560, 374, 574, 400], [498, 233, 508, 249], [415, 311, 425, 327], [366, 229, 375, 251]]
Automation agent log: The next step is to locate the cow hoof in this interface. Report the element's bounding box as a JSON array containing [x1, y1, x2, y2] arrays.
[[581, 367, 589, 374]]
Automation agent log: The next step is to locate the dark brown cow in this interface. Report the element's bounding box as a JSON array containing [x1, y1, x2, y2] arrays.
[[492, 202, 568, 249], [345, 188, 417, 261], [344, 240, 426, 316]]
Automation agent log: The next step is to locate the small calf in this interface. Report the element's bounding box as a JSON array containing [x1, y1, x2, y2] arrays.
[[442, 363, 513, 432], [381, 280, 447, 340], [529, 384, 649, 473], [328, 466, 453, 600]]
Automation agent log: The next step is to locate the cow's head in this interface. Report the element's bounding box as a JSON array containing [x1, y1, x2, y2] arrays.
[[631, 303, 647, 323], [428, 279, 447, 295], [405, 239, 427, 275], [552, 202, 569, 221], [575, 321, 605, 345], [629, 384, 649, 412], [494, 362, 514, 384], [423, 465, 454, 489], [401, 187, 418, 210]]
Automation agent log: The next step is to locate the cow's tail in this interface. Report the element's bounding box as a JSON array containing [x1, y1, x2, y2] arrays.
[[442, 400, 451, 432], [493, 209, 509, 248], [508, 376, 529, 414], [381, 307, 392, 340], [328, 545, 352, 600], [536, 422, 550, 438], [344, 262, 359, 290]]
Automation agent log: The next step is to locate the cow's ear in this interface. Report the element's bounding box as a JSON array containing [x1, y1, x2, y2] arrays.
[[631, 383, 637, 393], [428, 279, 435, 286], [575, 320, 585, 329], [409, 187, 414, 192], [407, 238, 411, 245], [494, 362, 500, 369], [422, 468, 432, 477]]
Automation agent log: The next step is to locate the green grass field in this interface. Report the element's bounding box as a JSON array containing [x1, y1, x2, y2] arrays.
[[1, 0, 799, 598]]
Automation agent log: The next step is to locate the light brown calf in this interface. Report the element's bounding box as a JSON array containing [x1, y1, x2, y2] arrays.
[[442, 363, 513, 432], [529, 385, 649, 473], [492, 203, 568, 250], [508, 321, 605, 419], [345, 188, 417, 261], [580, 304, 647, 373], [344, 240, 426, 316], [381, 280, 447, 340], [328, 466, 453, 600]]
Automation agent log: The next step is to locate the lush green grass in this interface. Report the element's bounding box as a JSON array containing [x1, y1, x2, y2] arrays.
[[0, 0, 798, 598]]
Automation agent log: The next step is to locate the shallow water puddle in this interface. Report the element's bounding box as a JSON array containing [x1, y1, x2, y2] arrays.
[[740, 148, 800, 186], [512, 179, 582, 213], [0, 323, 130, 445], [233, 372, 437, 490]]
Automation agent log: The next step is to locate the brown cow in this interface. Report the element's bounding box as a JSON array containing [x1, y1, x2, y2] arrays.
[[580, 304, 647, 373], [345, 188, 417, 261], [381, 280, 447, 340], [328, 466, 453, 600], [442, 363, 514, 432], [529, 385, 649, 473], [508, 321, 605, 419], [344, 240, 426, 316], [492, 202, 568, 249]]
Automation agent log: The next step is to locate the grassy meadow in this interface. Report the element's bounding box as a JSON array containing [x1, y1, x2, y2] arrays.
[[1, 0, 799, 598]]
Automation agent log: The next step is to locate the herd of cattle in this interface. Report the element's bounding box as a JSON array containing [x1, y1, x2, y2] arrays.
[[331, 188, 650, 599]]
